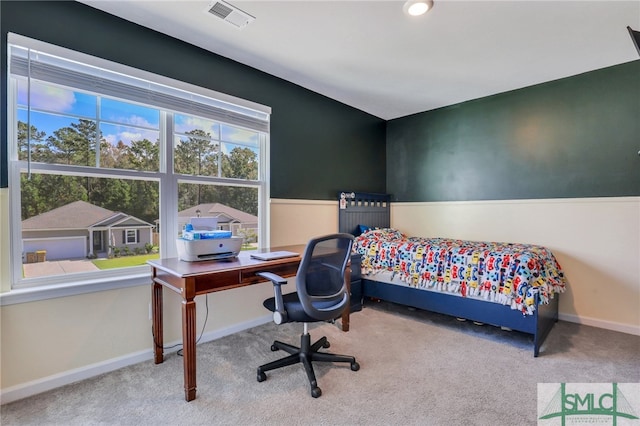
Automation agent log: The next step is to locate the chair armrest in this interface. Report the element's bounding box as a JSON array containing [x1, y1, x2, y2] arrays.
[[256, 271, 288, 285], [256, 271, 288, 324]]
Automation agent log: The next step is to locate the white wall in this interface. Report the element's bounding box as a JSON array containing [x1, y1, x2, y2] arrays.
[[0, 278, 277, 403], [0, 198, 334, 403], [269, 198, 338, 247], [1, 196, 638, 404], [392, 197, 640, 335]]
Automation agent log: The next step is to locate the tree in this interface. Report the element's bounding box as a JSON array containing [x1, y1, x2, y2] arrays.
[[101, 140, 129, 169], [16, 118, 257, 225], [221, 146, 258, 180], [174, 129, 217, 176], [174, 129, 218, 206], [21, 174, 88, 220], [17, 121, 48, 162], [127, 180, 159, 225], [87, 177, 131, 214], [217, 147, 259, 215], [17, 121, 89, 219], [46, 119, 97, 166], [71, 119, 99, 166], [128, 138, 159, 171]]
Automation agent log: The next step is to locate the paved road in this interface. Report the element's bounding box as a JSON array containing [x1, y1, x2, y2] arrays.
[[23, 259, 99, 278]]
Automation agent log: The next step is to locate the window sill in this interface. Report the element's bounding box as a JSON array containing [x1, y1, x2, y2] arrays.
[[0, 272, 151, 306]]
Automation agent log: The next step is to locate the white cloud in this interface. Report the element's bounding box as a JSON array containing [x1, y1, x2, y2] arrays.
[[28, 82, 76, 112], [120, 115, 155, 128], [120, 131, 145, 143], [175, 116, 218, 135], [104, 127, 159, 145], [223, 126, 259, 147]]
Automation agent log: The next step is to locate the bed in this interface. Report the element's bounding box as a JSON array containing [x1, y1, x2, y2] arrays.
[[338, 191, 567, 356]]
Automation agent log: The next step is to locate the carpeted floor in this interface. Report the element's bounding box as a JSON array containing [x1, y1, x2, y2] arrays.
[[2, 301, 639, 425]]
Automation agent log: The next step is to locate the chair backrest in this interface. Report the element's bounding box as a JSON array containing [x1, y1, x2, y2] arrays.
[[296, 233, 354, 322]]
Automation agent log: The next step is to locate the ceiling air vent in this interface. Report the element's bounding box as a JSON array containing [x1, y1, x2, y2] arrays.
[[206, 1, 255, 29]]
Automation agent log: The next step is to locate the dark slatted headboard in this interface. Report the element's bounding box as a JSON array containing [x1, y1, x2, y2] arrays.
[[338, 191, 391, 235]]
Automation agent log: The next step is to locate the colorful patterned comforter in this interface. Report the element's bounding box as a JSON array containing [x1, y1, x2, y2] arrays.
[[353, 228, 567, 315]]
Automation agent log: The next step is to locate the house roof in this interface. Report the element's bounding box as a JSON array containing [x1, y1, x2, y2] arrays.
[[179, 203, 257, 224], [22, 200, 153, 230]]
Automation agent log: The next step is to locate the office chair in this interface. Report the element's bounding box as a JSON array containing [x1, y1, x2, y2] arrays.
[[256, 233, 360, 398]]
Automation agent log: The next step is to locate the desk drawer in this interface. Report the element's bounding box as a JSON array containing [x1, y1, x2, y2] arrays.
[[242, 262, 299, 285], [195, 270, 242, 293]]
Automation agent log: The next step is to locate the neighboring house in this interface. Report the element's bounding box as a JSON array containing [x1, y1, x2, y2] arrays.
[[177, 203, 258, 236], [21, 200, 155, 260]]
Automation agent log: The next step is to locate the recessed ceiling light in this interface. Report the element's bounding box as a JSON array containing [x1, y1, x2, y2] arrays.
[[403, 0, 434, 17]]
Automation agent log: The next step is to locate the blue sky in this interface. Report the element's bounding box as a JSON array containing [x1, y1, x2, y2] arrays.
[[17, 78, 260, 150]]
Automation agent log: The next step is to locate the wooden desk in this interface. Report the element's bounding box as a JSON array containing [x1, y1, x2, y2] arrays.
[[148, 245, 352, 402]]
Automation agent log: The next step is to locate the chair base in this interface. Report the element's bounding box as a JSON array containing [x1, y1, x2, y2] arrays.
[[257, 332, 359, 398]]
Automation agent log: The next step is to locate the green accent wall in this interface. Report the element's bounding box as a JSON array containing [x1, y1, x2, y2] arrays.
[[387, 60, 640, 202], [0, 1, 386, 198], [3, 2, 638, 202]]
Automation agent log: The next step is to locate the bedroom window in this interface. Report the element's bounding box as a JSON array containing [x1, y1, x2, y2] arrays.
[[7, 34, 271, 292]]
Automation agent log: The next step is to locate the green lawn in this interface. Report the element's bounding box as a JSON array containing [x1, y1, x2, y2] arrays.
[[91, 244, 256, 270], [92, 253, 160, 270]]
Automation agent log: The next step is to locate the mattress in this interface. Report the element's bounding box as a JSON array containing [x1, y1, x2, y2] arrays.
[[353, 228, 567, 315]]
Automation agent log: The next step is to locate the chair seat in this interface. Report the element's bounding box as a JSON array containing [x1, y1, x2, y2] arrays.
[[263, 293, 341, 323]]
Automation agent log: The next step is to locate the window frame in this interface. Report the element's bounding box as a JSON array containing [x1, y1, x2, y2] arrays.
[[124, 229, 139, 245], [2, 33, 271, 303]]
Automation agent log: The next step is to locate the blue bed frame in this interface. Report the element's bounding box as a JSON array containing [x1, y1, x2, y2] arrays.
[[338, 191, 559, 357]]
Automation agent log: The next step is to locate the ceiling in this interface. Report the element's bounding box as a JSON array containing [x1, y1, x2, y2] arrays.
[[79, 1, 640, 120]]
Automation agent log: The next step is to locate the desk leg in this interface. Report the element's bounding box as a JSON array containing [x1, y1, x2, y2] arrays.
[[152, 281, 164, 364], [182, 298, 197, 401]]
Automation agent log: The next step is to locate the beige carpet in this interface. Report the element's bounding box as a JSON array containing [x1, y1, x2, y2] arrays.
[[2, 301, 639, 425]]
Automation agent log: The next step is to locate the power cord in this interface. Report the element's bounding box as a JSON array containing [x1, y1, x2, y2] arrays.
[[151, 294, 210, 357]]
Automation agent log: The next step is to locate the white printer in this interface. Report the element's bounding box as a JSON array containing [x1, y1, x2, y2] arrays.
[[176, 217, 243, 262]]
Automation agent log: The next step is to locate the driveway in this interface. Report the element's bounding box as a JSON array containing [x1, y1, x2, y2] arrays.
[[23, 259, 99, 278]]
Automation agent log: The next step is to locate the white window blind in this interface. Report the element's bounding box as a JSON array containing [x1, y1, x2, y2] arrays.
[[9, 34, 270, 133]]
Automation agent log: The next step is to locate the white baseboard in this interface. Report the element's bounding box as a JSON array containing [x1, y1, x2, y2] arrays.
[[0, 314, 272, 405], [559, 312, 640, 336]]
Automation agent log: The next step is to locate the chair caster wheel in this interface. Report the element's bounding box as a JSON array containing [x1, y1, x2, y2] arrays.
[[257, 371, 267, 382], [323, 341, 330, 349], [351, 361, 360, 371], [311, 387, 322, 398], [270, 344, 279, 351]]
